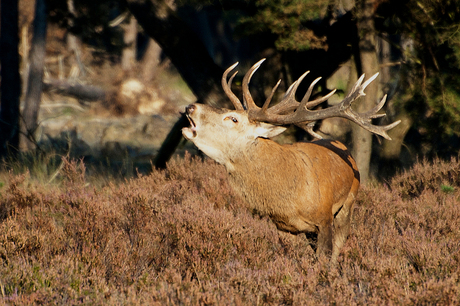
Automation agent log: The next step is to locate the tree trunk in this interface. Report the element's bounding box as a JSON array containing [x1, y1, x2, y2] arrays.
[[379, 34, 391, 90], [121, 15, 138, 73], [377, 32, 416, 176], [21, 0, 47, 151], [21, 25, 30, 99], [381, 111, 412, 159], [351, 0, 379, 184], [153, 114, 189, 169], [141, 38, 162, 83], [0, 0, 21, 157], [67, 0, 86, 78], [124, 0, 227, 107]]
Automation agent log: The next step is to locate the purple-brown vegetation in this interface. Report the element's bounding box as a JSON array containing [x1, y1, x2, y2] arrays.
[[0, 155, 459, 305]]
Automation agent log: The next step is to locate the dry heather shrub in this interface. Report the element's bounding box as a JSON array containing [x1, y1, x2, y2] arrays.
[[348, 176, 460, 305], [0, 155, 459, 305], [391, 156, 460, 198], [4, 172, 60, 219]]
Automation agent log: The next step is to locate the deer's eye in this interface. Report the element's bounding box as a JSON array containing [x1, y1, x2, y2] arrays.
[[226, 116, 238, 123]]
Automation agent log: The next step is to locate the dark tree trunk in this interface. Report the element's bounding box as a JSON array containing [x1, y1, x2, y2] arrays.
[[0, 0, 21, 157], [124, 0, 227, 107], [21, 0, 48, 151], [154, 114, 189, 169]]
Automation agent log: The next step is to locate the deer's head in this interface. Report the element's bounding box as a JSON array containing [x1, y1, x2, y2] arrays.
[[182, 103, 286, 167]]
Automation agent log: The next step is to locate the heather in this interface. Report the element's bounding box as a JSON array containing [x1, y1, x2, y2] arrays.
[[0, 155, 459, 305]]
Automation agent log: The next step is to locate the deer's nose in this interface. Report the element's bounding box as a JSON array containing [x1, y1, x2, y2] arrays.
[[185, 104, 196, 115]]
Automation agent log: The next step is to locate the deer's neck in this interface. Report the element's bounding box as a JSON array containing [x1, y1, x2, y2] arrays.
[[225, 138, 282, 172], [226, 138, 309, 213]]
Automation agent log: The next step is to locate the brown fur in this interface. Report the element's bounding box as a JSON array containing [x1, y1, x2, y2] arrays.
[[182, 104, 360, 261]]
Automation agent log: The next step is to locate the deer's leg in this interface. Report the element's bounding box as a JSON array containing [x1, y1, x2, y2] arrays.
[[332, 194, 355, 263], [316, 221, 333, 257]]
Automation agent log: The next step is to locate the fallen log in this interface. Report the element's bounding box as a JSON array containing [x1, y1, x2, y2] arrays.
[[43, 79, 107, 101]]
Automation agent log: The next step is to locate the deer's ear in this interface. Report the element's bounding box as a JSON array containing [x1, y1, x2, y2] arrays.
[[254, 122, 287, 139]]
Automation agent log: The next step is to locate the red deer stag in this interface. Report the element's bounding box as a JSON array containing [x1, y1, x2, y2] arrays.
[[182, 59, 400, 262]]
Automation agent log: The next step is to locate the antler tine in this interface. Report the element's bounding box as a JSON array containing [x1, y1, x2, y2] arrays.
[[281, 71, 310, 104], [266, 71, 310, 115], [341, 73, 379, 109], [262, 79, 281, 111], [380, 120, 402, 139], [222, 62, 244, 110], [297, 76, 338, 110], [349, 74, 366, 98], [361, 73, 379, 93], [228, 71, 238, 89], [305, 89, 337, 109], [304, 122, 323, 139], [364, 94, 388, 119], [242, 58, 266, 110], [350, 115, 401, 140], [301, 76, 321, 105]]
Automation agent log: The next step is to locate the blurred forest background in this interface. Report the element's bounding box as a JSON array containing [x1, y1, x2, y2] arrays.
[[1, 0, 460, 182]]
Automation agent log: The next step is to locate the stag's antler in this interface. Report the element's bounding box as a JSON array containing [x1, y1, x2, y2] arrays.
[[221, 59, 401, 140], [222, 62, 243, 110]]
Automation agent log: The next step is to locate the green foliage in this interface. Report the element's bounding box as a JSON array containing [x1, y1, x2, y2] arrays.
[[428, 87, 460, 136], [385, 0, 460, 148], [441, 184, 455, 194], [47, 0, 126, 56], [237, 0, 329, 51]]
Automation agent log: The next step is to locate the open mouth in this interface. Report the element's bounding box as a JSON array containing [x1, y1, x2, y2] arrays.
[[186, 113, 196, 130], [182, 113, 197, 139]]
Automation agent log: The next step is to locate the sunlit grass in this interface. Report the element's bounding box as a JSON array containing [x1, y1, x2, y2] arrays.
[[0, 154, 459, 304]]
